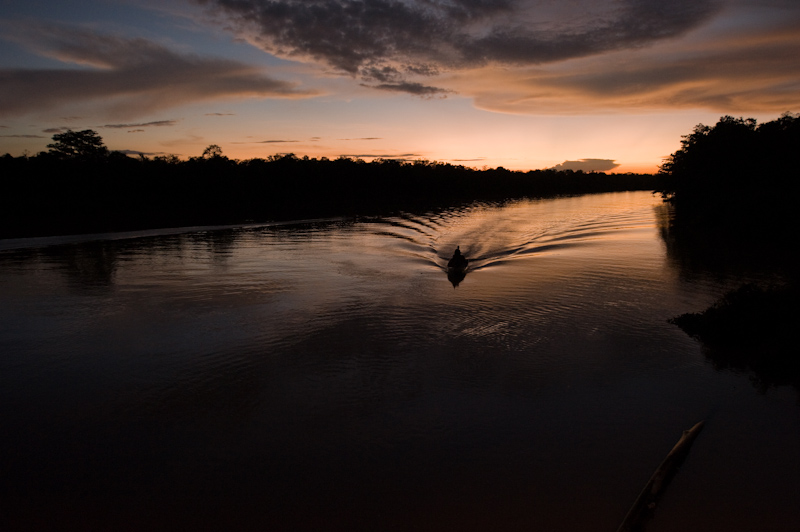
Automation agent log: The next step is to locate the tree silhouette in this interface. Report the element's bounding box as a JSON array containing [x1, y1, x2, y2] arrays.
[[202, 144, 224, 159], [47, 129, 109, 160], [657, 113, 800, 275]]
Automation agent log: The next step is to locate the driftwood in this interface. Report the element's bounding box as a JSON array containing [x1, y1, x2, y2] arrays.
[[616, 421, 705, 532]]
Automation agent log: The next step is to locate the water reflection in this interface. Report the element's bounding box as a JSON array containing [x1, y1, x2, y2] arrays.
[[447, 267, 467, 287], [656, 200, 796, 284], [658, 198, 800, 393]]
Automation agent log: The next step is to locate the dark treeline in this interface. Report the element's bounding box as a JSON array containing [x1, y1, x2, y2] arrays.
[[669, 283, 800, 391], [1, 131, 657, 239], [660, 113, 800, 390], [659, 113, 800, 256]]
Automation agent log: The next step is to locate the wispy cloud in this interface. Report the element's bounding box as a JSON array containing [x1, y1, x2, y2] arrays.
[[341, 153, 423, 159], [115, 149, 166, 156], [231, 139, 300, 144], [365, 82, 452, 97], [101, 120, 179, 129], [0, 22, 320, 119], [461, 17, 800, 114], [550, 159, 620, 172]]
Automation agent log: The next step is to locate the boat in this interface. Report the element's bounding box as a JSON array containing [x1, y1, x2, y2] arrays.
[[446, 246, 468, 287], [447, 246, 469, 273]]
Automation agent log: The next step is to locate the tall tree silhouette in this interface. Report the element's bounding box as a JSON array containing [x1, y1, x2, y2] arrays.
[[47, 129, 109, 160], [202, 144, 224, 159], [659, 113, 800, 205]]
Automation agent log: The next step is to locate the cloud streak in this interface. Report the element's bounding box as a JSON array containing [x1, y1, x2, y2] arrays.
[[231, 139, 300, 143], [101, 120, 179, 129], [365, 81, 452, 97], [341, 153, 423, 159], [463, 12, 800, 114], [0, 22, 319, 119], [550, 159, 620, 172]]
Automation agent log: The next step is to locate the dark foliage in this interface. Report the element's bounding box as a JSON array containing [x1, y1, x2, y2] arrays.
[[658, 113, 800, 246], [670, 284, 800, 391], [1, 137, 657, 239], [46, 129, 110, 161], [661, 113, 800, 390], [659, 113, 800, 277], [671, 284, 796, 347]]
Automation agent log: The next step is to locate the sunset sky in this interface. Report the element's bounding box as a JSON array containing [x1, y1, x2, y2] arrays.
[[1, 0, 798, 172]]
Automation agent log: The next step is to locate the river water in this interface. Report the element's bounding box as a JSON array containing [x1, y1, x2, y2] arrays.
[[1, 191, 798, 531]]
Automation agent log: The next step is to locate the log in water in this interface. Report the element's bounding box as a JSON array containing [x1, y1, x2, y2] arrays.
[[617, 421, 706, 532]]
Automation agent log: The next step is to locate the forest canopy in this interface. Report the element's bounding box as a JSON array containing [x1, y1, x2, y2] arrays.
[[1, 131, 656, 239], [657, 112, 799, 261], [658, 112, 800, 205], [661, 113, 799, 381]]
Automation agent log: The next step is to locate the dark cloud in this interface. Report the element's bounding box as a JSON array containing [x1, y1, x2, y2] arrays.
[[231, 139, 299, 143], [197, 0, 719, 90], [550, 159, 620, 172], [115, 149, 166, 156], [0, 23, 318, 119], [341, 153, 423, 159], [365, 81, 452, 97], [101, 120, 178, 128], [205, 112, 236, 116], [0, 134, 45, 138]]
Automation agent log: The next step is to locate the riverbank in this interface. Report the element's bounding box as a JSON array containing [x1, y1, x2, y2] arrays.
[[1, 153, 658, 239]]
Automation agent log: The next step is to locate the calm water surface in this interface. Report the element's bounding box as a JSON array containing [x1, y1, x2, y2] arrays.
[[1, 191, 798, 531]]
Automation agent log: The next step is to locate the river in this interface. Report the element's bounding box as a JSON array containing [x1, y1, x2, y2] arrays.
[[1, 191, 797, 531]]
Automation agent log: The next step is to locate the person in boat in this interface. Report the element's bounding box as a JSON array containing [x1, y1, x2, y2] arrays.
[[448, 246, 468, 270]]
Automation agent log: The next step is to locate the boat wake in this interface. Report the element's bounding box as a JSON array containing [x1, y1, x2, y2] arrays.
[[368, 196, 653, 274]]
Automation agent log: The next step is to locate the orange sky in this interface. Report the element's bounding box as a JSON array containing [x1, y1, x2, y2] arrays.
[[1, 0, 799, 173]]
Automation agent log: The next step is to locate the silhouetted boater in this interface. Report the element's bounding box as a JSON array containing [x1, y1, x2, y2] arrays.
[[446, 246, 468, 287], [448, 246, 468, 271]]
